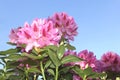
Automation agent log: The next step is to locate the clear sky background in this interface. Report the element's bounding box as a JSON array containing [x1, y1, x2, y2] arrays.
[[0, 0, 120, 59]]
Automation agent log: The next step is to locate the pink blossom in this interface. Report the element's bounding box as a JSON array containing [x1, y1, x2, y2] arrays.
[[73, 75, 82, 80], [64, 50, 77, 56], [9, 19, 61, 52], [49, 12, 78, 41], [101, 51, 120, 72], [75, 50, 97, 70], [9, 27, 21, 43], [94, 60, 104, 72], [18, 63, 30, 69], [19, 63, 24, 67]]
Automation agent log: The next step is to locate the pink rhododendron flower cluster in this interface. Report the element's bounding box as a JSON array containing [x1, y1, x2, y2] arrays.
[[9, 12, 78, 52], [49, 12, 78, 41], [64, 50, 98, 70], [75, 50, 97, 70], [73, 75, 82, 80], [64, 50, 102, 80], [100, 51, 120, 72], [9, 19, 60, 52], [72, 51, 120, 80]]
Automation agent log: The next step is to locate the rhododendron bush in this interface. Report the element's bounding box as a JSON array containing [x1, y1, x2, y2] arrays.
[[0, 12, 120, 80]]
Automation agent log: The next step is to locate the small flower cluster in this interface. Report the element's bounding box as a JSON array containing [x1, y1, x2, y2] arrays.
[[9, 12, 78, 52], [65, 50, 120, 80], [48, 12, 78, 41], [101, 51, 120, 72]]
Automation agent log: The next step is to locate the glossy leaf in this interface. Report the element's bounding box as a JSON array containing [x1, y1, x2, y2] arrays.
[[60, 73, 73, 80], [45, 45, 58, 51], [47, 69, 55, 76], [6, 61, 20, 69], [87, 72, 106, 79], [66, 44, 76, 50], [47, 49, 61, 67], [7, 42, 16, 46], [6, 54, 22, 61], [57, 45, 65, 59], [61, 55, 83, 64], [0, 48, 20, 55], [49, 63, 56, 68], [21, 52, 42, 60], [84, 67, 93, 76], [44, 60, 52, 69], [20, 58, 38, 67], [27, 67, 40, 73], [72, 66, 84, 78], [0, 76, 5, 80], [59, 66, 72, 73]]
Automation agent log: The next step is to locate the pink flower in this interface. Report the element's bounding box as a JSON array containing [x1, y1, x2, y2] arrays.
[[101, 51, 120, 72], [49, 12, 78, 41], [9, 19, 61, 52], [75, 50, 97, 70], [64, 50, 77, 56], [73, 75, 82, 80], [36, 19, 60, 47], [9, 27, 21, 43], [94, 60, 104, 72]]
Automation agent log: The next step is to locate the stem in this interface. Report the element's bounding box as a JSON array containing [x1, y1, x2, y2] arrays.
[[55, 66, 59, 80], [40, 61, 46, 80], [24, 68, 29, 80], [83, 75, 86, 80], [34, 74, 37, 80], [26, 78, 28, 80], [25, 71, 29, 80]]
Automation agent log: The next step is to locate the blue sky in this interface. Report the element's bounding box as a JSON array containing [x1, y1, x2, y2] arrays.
[[0, 0, 120, 59]]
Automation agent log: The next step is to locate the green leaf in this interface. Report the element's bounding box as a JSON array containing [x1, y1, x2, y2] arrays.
[[84, 67, 93, 75], [0, 61, 4, 66], [83, 67, 105, 79], [47, 69, 55, 76], [44, 60, 52, 69], [7, 42, 16, 46], [66, 44, 76, 50], [27, 67, 40, 73], [57, 45, 65, 59], [0, 76, 5, 80], [21, 52, 42, 60], [60, 72, 73, 80], [0, 69, 4, 74], [20, 44, 26, 48], [49, 63, 56, 68], [6, 61, 20, 69], [20, 58, 38, 67], [59, 66, 72, 73], [47, 49, 61, 67], [0, 48, 20, 55], [0, 56, 7, 64], [45, 45, 58, 51], [8, 75, 25, 80], [87, 72, 106, 79], [31, 48, 39, 55], [5, 70, 16, 78], [72, 66, 84, 78], [61, 55, 83, 64], [6, 54, 22, 61]]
